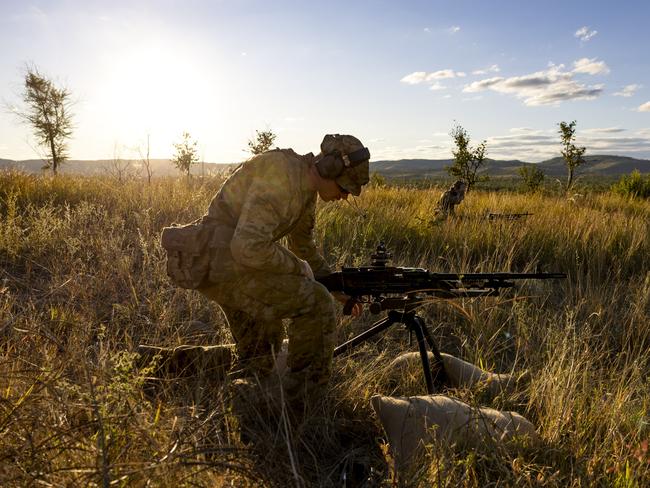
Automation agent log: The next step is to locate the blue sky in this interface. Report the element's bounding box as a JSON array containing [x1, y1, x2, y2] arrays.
[[1, 0, 649, 163]]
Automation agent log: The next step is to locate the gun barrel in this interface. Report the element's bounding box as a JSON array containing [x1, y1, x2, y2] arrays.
[[429, 272, 567, 281], [317, 269, 566, 297]]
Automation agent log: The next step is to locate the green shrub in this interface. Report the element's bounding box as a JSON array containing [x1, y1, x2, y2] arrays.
[[611, 170, 650, 198], [518, 165, 545, 193]]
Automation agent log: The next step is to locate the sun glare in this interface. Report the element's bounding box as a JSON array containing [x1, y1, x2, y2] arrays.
[[91, 39, 222, 158]]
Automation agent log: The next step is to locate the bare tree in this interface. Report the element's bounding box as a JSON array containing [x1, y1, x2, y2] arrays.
[[138, 134, 153, 185], [104, 143, 136, 183], [12, 65, 74, 175], [247, 129, 277, 155], [558, 120, 586, 194]]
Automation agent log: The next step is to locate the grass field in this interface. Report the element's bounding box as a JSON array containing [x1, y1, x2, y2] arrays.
[[1, 171, 649, 487]]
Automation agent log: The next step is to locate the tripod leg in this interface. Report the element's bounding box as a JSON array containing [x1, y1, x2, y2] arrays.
[[414, 316, 448, 388], [334, 315, 398, 357], [410, 318, 435, 394]]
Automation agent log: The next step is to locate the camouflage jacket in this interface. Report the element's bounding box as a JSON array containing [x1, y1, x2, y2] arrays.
[[205, 149, 331, 277]]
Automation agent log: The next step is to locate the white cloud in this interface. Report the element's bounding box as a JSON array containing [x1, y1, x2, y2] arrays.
[[372, 144, 450, 160], [614, 84, 642, 97], [486, 127, 650, 161], [509, 127, 539, 134], [448, 26, 460, 34], [638, 102, 650, 112], [400, 72, 429, 85], [472, 64, 500, 75], [10, 5, 49, 25], [573, 57, 610, 75], [463, 64, 604, 106], [582, 127, 626, 134], [427, 69, 459, 80], [423, 27, 431, 33], [400, 69, 464, 86], [429, 83, 446, 91], [575, 26, 598, 42], [376, 127, 650, 162]]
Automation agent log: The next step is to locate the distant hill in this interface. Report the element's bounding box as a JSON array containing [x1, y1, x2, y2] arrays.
[[526, 155, 650, 177], [0, 158, 236, 176], [2, 154, 649, 179], [371, 155, 650, 179]]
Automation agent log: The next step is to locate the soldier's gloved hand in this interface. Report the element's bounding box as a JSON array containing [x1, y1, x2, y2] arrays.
[[298, 259, 315, 280], [331, 292, 363, 317]]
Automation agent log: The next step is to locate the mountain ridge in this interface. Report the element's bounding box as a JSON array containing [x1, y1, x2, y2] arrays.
[[1, 154, 648, 178]]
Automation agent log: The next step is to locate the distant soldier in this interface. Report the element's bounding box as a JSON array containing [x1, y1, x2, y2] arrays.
[[434, 180, 467, 219]]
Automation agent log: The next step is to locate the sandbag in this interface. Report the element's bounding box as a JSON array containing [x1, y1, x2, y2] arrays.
[[387, 351, 521, 396], [370, 394, 539, 470]]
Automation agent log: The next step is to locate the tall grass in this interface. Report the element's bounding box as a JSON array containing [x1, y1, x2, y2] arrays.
[[0, 172, 648, 486]]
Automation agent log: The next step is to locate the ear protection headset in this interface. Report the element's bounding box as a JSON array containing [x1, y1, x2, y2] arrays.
[[316, 146, 371, 179]]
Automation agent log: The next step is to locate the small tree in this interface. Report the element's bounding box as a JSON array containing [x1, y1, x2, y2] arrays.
[[369, 172, 387, 188], [104, 142, 136, 183], [172, 132, 199, 179], [247, 129, 277, 155], [611, 170, 650, 199], [13, 66, 74, 175], [558, 120, 586, 194], [518, 165, 545, 193], [138, 134, 153, 185], [446, 123, 488, 192]]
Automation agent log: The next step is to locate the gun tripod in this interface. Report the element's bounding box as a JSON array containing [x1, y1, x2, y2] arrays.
[[333, 303, 447, 394]]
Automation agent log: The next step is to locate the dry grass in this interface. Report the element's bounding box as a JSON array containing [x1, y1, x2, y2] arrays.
[[1, 171, 649, 486]]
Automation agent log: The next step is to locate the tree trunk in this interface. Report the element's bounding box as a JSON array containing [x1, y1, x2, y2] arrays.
[[49, 135, 58, 176]]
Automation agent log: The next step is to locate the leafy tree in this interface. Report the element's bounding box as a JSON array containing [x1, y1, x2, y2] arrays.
[[172, 132, 199, 179], [558, 120, 586, 193], [446, 123, 488, 192], [247, 129, 277, 155], [13, 66, 74, 175], [611, 170, 650, 199], [369, 172, 387, 188], [518, 165, 545, 193]]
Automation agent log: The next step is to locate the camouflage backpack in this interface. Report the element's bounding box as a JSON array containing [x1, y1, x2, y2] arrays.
[[160, 218, 236, 289], [160, 218, 214, 289]]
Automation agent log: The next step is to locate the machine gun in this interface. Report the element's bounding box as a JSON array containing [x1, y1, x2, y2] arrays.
[[316, 243, 566, 394], [485, 212, 532, 221]]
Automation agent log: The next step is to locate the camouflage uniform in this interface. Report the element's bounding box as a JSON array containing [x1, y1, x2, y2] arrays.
[[198, 149, 337, 388], [434, 180, 467, 218]]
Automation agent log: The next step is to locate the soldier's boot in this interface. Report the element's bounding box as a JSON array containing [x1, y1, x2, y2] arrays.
[[281, 368, 329, 411]]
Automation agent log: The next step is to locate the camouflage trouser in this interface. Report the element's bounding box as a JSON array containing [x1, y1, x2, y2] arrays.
[[199, 270, 337, 387]]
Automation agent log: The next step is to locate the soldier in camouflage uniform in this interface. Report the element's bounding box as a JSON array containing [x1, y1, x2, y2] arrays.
[[198, 134, 370, 396], [434, 180, 467, 219]]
